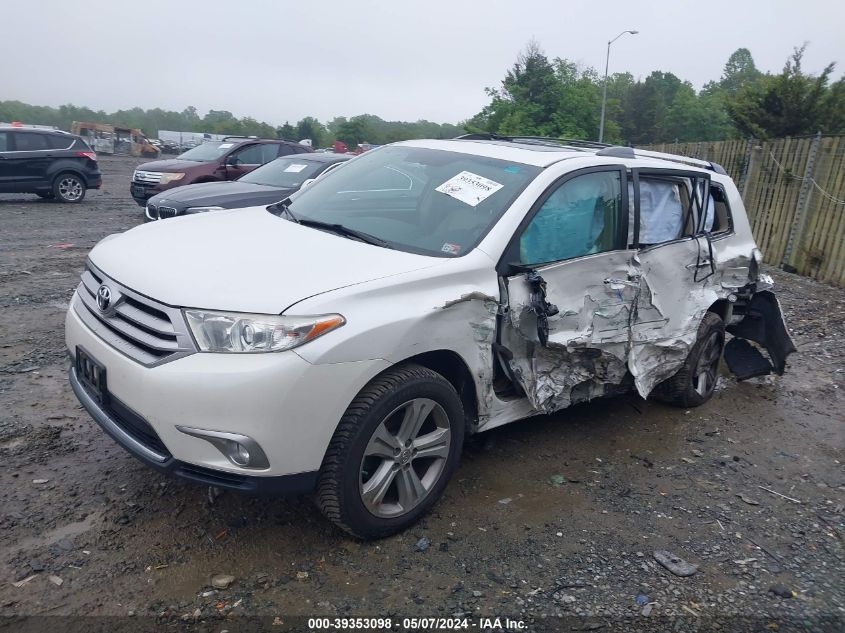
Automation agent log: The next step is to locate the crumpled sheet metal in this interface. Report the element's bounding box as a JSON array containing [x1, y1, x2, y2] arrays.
[[508, 251, 736, 413]]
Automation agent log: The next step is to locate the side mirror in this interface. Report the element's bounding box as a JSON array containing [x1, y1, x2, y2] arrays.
[[300, 178, 316, 189], [226, 155, 241, 167]]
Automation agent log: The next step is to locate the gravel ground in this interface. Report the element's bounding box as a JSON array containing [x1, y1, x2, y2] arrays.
[[0, 155, 843, 632]]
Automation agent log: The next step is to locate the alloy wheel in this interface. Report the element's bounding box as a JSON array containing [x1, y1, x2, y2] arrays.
[[59, 177, 83, 201], [359, 398, 451, 518], [693, 330, 723, 396]]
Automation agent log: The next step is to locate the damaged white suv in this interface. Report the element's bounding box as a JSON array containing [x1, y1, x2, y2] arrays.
[[66, 135, 795, 538]]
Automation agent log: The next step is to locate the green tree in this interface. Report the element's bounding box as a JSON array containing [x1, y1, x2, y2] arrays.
[[276, 121, 297, 140], [295, 117, 328, 147], [720, 48, 762, 96], [726, 44, 838, 138]]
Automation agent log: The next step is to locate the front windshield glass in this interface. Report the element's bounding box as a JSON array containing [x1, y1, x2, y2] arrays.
[[177, 141, 235, 162], [283, 146, 541, 257], [239, 157, 327, 188]]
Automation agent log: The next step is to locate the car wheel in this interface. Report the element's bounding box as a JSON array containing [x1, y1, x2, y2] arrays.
[[52, 173, 86, 203], [36, 191, 55, 199], [655, 312, 725, 408], [317, 363, 465, 539]]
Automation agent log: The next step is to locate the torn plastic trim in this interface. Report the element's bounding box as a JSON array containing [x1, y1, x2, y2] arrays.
[[725, 289, 796, 377]]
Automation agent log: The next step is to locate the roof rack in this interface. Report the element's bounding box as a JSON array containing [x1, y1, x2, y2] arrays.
[[454, 133, 611, 151], [454, 134, 729, 174]]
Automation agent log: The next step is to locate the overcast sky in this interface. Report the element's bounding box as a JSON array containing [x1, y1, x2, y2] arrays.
[[3, 0, 843, 126]]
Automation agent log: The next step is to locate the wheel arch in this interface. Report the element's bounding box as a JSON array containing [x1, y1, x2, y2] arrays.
[[49, 166, 88, 185], [380, 350, 480, 434], [706, 299, 731, 322]]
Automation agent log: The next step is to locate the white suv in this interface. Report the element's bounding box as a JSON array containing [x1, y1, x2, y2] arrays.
[[65, 136, 795, 538]]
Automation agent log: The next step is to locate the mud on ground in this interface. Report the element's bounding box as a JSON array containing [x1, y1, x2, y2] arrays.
[[0, 155, 843, 630]]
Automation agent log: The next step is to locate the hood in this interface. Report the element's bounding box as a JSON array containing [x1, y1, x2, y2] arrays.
[[136, 158, 204, 172], [149, 181, 293, 209], [88, 206, 442, 313]]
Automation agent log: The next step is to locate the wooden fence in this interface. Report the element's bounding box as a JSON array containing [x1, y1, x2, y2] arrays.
[[639, 135, 845, 287]]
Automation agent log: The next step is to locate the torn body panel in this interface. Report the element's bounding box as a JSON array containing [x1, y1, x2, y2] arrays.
[[500, 251, 637, 413], [496, 236, 790, 414], [725, 290, 796, 379]]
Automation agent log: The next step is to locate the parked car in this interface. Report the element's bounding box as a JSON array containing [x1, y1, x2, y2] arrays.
[[0, 126, 102, 202], [130, 137, 313, 206], [144, 153, 351, 220], [66, 136, 795, 538]]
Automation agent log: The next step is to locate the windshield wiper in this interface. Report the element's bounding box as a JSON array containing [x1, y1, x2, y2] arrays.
[[298, 219, 391, 248], [268, 200, 390, 248], [268, 198, 299, 222]]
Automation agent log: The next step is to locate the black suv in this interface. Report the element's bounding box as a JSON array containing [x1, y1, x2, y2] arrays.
[[130, 137, 312, 206], [0, 127, 102, 203]]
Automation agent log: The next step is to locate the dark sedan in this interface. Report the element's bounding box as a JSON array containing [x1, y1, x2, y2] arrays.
[[144, 153, 350, 220]]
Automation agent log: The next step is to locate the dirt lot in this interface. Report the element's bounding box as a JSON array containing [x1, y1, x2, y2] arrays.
[[0, 155, 843, 631]]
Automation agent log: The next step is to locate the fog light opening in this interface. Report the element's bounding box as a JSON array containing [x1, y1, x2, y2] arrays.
[[175, 426, 271, 470], [227, 440, 251, 466]]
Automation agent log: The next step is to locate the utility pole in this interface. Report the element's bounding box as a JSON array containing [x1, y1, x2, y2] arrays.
[[599, 30, 638, 143]]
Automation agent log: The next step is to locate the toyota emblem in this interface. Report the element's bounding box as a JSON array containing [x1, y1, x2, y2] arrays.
[[96, 285, 112, 311]]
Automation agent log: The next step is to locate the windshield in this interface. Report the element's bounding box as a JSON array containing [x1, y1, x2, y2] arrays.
[[177, 141, 235, 162], [282, 146, 541, 257], [239, 157, 328, 188]]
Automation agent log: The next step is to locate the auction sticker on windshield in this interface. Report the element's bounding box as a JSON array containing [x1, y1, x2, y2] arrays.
[[284, 164, 308, 173], [435, 171, 503, 207]]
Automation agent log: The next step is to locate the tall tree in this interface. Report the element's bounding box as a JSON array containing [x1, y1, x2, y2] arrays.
[[726, 44, 837, 138], [720, 48, 762, 95]]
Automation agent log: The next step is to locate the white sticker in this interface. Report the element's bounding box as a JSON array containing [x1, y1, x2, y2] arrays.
[[283, 163, 308, 173], [218, 143, 234, 149], [435, 171, 504, 207]]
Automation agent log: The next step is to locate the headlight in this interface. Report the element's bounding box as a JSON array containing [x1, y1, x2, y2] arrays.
[[184, 310, 345, 353], [159, 172, 185, 184], [185, 206, 225, 214]]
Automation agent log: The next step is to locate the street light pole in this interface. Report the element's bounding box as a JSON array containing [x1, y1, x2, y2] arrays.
[[598, 29, 638, 143]]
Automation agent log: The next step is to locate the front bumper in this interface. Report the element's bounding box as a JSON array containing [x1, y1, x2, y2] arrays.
[[69, 365, 317, 494], [66, 301, 389, 490]]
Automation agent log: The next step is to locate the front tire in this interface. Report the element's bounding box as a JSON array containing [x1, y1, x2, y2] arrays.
[[317, 364, 465, 539], [53, 173, 86, 203], [655, 312, 725, 408]]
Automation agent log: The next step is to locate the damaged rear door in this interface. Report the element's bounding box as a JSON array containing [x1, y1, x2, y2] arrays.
[[627, 168, 720, 397], [495, 166, 639, 413]]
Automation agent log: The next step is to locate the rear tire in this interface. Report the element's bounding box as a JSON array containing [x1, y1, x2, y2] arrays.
[[317, 363, 464, 540], [52, 173, 86, 203], [655, 312, 725, 408]]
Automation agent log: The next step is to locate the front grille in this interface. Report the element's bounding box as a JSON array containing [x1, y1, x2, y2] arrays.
[[74, 262, 195, 366], [134, 170, 162, 184], [158, 206, 178, 219]]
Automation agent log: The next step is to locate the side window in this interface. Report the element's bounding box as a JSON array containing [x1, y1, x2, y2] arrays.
[[231, 144, 268, 165], [630, 177, 688, 247], [278, 144, 296, 157], [519, 170, 624, 265], [703, 184, 733, 235], [0, 132, 8, 152], [46, 134, 73, 150], [14, 133, 50, 151]]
